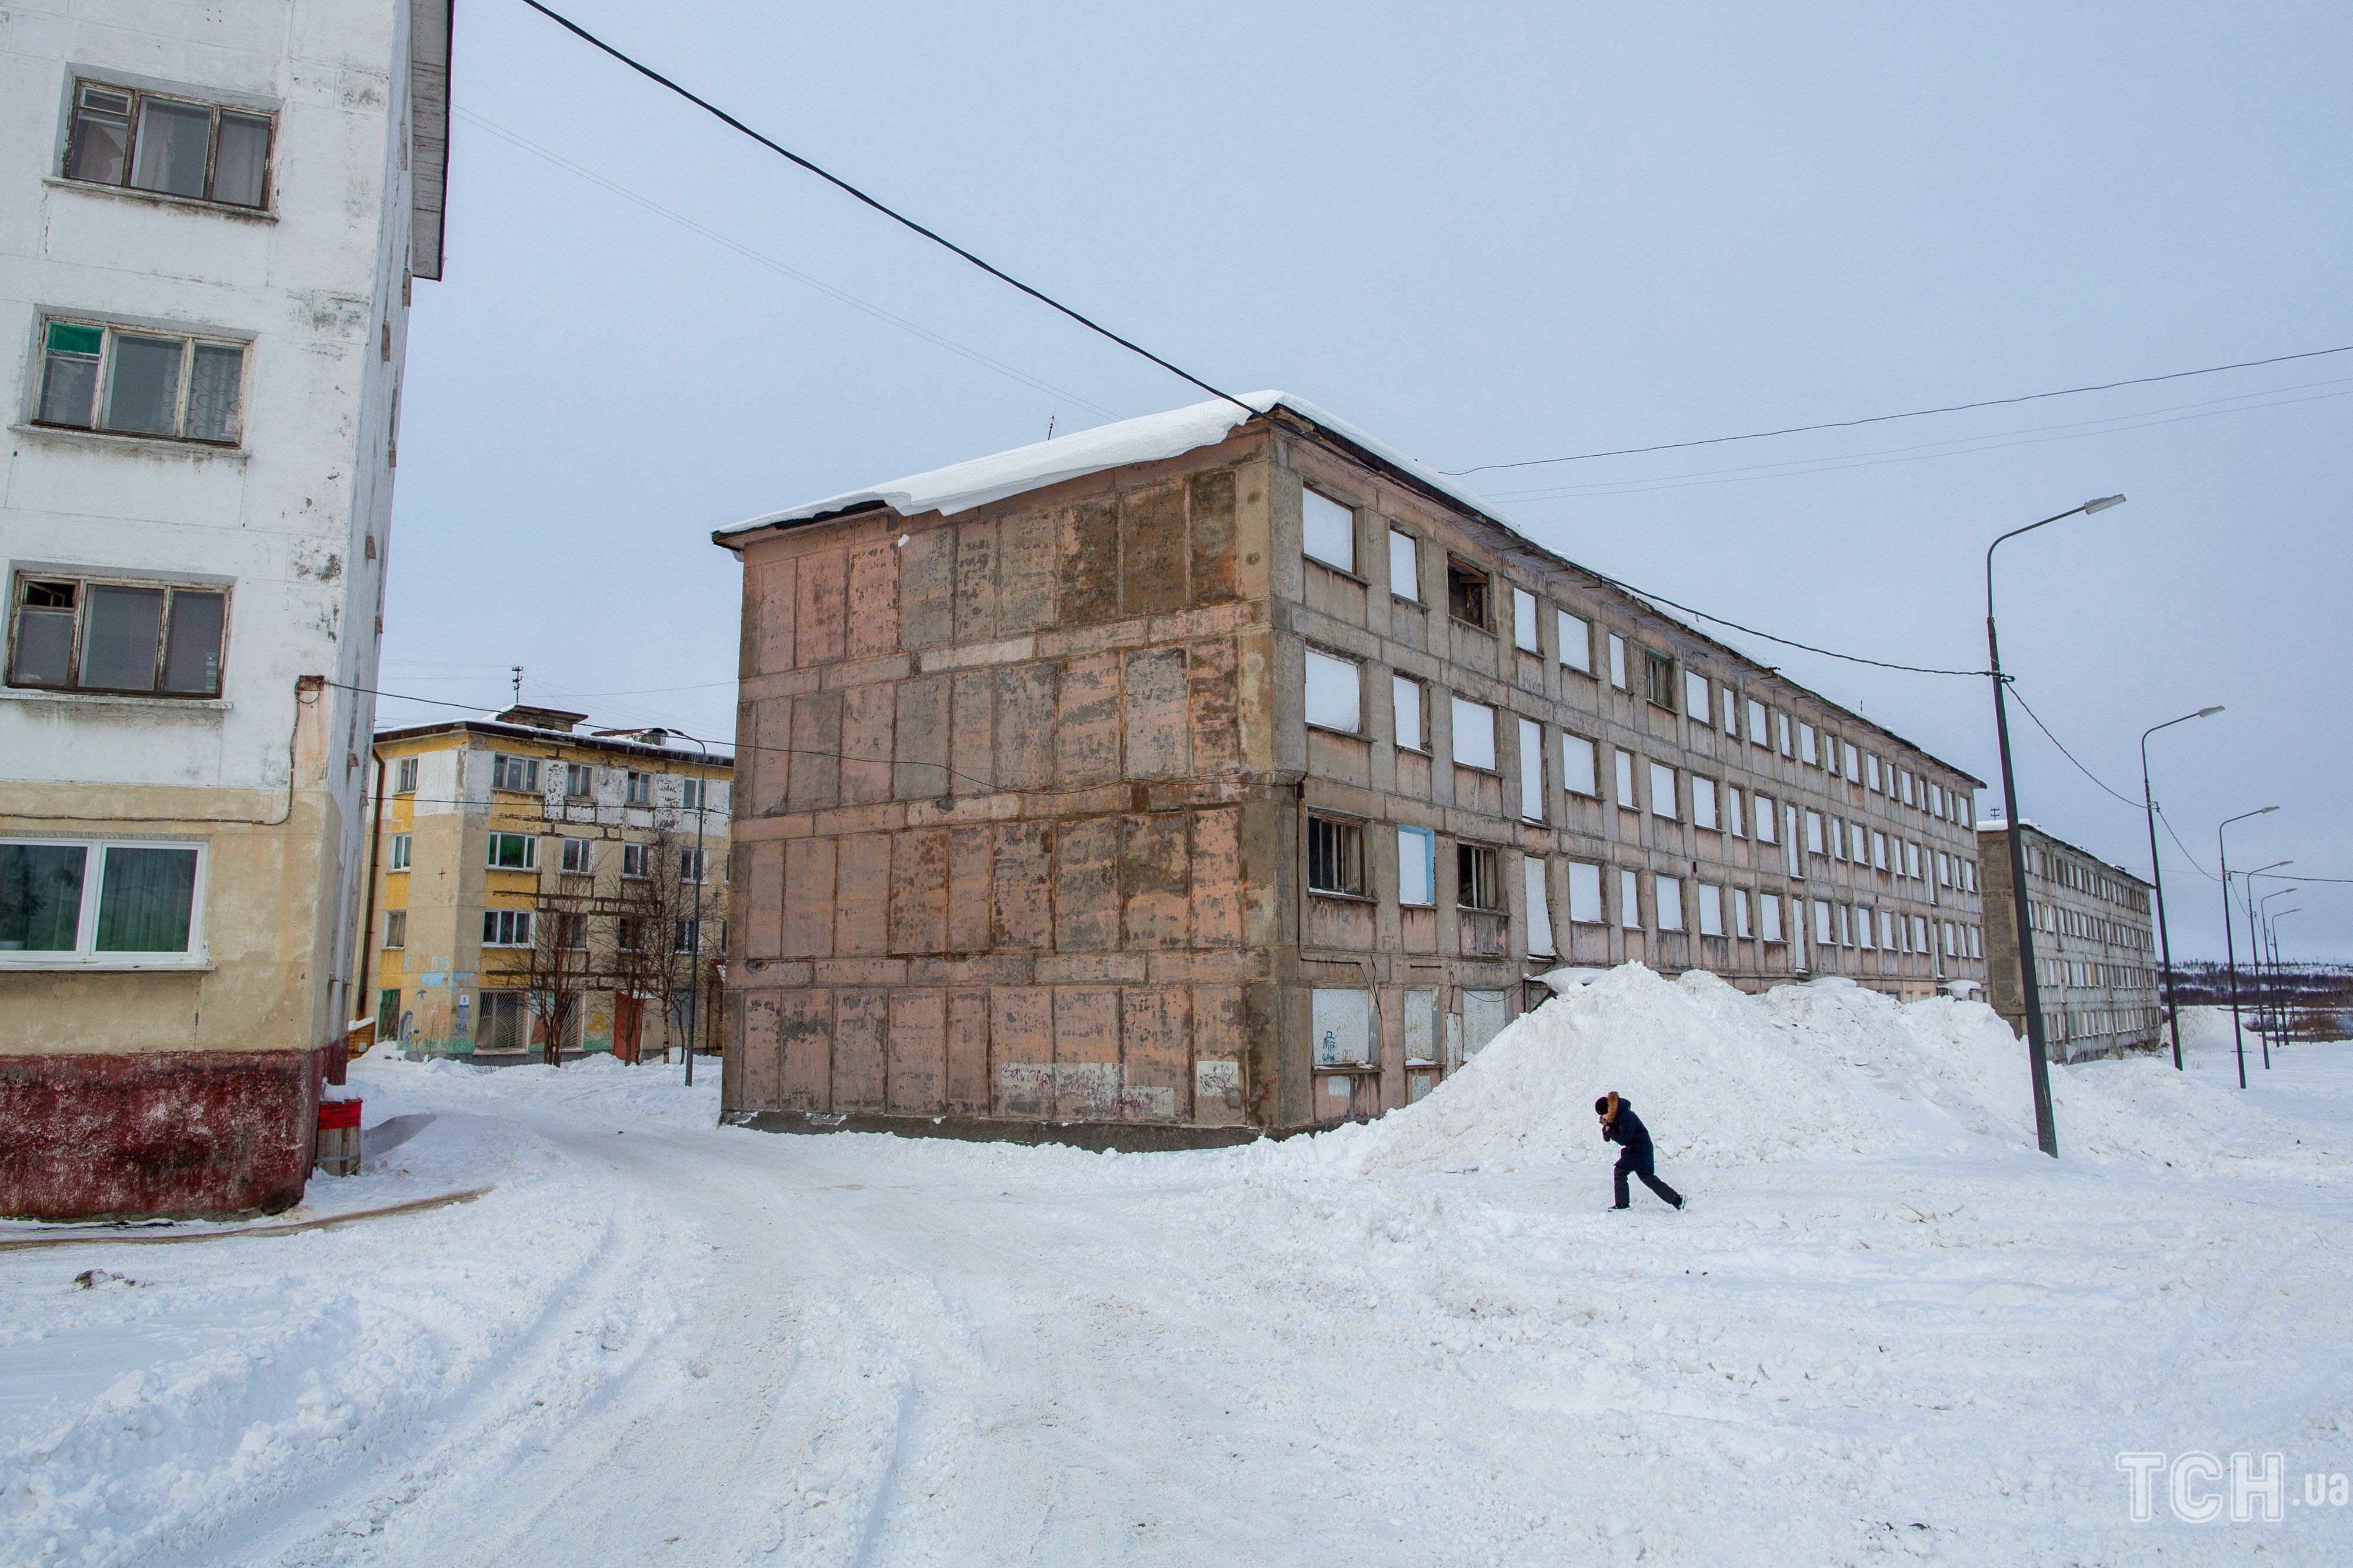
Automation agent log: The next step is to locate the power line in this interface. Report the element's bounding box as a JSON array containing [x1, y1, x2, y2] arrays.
[[1445, 343, 2353, 476], [1582, 568, 1986, 678], [2002, 685, 2144, 809], [514, 0, 1246, 415], [452, 105, 1125, 423]]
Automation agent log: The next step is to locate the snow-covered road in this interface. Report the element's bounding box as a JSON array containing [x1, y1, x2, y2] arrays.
[[7, 982, 2353, 1566]]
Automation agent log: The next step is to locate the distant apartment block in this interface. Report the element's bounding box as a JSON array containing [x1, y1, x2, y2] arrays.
[[366, 706, 734, 1061], [1978, 820, 2159, 1060], [714, 395, 1988, 1142], [1, 3, 451, 1218]]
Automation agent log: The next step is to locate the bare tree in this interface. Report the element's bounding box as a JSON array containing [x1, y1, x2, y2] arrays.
[[606, 827, 703, 1064], [522, 890, 594, 1067]]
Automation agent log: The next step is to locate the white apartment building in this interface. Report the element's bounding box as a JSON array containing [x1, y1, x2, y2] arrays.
[[0, 2, 451, 1219]]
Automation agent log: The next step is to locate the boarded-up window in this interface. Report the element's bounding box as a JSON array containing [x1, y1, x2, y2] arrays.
[[1734, 888, 1752, 938], [1559, 609, 1591, 673], [1462, 989, 1510, 1055], [1393, 675, 1424, 751], [1755, 795, 1777, 844], [1397, 826, 1435, 906], [1451, 697, 1496, 770], [1525, 856, 1554, 956], [1614, 748, 1636, 806], [1512, 587, 1539, 652], [1649, 762, 1677, 820], [1698, 883, 1724, 937], [1684, 669, 1709, 719], [1568, 861, 1602, 923], [1759, 893, 1782, 942], [1693, 777, 1718, 830], [1388, 529, 1419, 601], [1403, 986, 1439, 1064], [1305, 649, 1361, 733], [1312, 987, 1372, 1066], [1517, 718, 1544, 822], [1657, 876, 1685, 932], [1726, 787, 1744, 838], [1748, 699, 1768, 745], [1799, 723, 1818, 766], [1562, 733, 1598, 797], [1815, 899, 1834, 944], [1609, 635, 1627, 689], [1303, 489, 1355, 572], [1619, 868, 1641, 930]]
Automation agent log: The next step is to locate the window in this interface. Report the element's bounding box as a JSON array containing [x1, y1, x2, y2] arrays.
[[1872, 831, 1888, 870], [1905, 842, 1922, 880], [1312, 988, 1373, 1066], [1649, 762, 1677, 820], [1755, 795, 1777, 843], [1525, 858, 1555, 955], [616, 916, 645, 952], [1512, 587, 1540, 653], [1446, 558, 1491, 628], [1938, 850, 1952, 888], [1867, 754, 1882, 792], [1804, 810, 1824, 855], [1558, 610, 1592, 673], [1759, 893, 1783, 943], [622, 842, 651, 879], [1457, 844, 1501, 911], [1747, 699, 1768, 745], [486, 832, 536, 871], [8, 571, 227, 696], [1726, 786, 1745, 838], [1517, 718, 1545, 821], [1929, 782, 1944, 817], [1849, 822, 1866, 862], [1912, 915, 1929, 953], [1304, 649, 1361, 733], [1, 839, 203, 962], [1657, 876, 1685, 932], [62, 80, 272, 207], [1562, 733, 1598, 797], [683, 778, 709, 812], [1734, 888, 1752, 938], [1404, 986, 1441, 1066], [491, 753, 541, 793], [1835, 905, 1851, 947], [1397, 826, 1435, 906], [561, 837, 592, 874], [1721, 689, 1738, 736], [564, 763, 594, 799], [1693, 778, 1719, 831], [1614, 748, 1636, 807], [1684, 669, 1709, 720], [626, 771, 652, 806], [482, 908, 533, 947], [679, 848, 706, 884], [389, 833, 412, 871], [675, 918, 704, 953], [1619, 868, 1642, 930], [394, 756, 419, 795], [1959, 797, 1972, 829], [1392, 675, 1425, 751], [1970, 925, 1982, 959], [34, 319, 246, 444], [1568, 861, 1603, 923], [1308, 816, 1366, 896], [383, 908, 406, 949], [1302, 489, 1355, 572], [1799, 723, 1818, 766], [1777, 713, 1792, 757], [1843, 742, 1859, 783], [1899, 770, 1915, 806], [1608, 634, 1628, 689], [1880, 910, 1896, 950], [1451, 697, 1496, 770], [557, 912, 588, 950], [1388, 529, 1421, 601], [1697, 883, 1724, 937], [1814, 899, 1834, 945], [1644, 650, 1675, 709]]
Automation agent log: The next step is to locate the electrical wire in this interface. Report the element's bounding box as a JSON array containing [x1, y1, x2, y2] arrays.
[[514, 0, 1247, 415], [452, 105, 1126, 423], [1445, 343, 2353, 476], [2002, 685, 2145, 809], [1583, 568, 1987, 678]]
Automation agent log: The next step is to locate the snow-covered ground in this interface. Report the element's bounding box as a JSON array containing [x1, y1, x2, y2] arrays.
[[6, 978, 2351, 1566]]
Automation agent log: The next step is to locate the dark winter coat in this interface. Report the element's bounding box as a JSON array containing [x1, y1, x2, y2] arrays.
[[1601, 1101, 1655, 1165]]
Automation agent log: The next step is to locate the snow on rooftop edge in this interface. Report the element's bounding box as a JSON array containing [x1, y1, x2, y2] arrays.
[[714, 391, 1517, 539]]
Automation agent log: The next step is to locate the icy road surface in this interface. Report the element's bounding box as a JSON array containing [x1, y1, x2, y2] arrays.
[[5, 982, 2352, 1566]]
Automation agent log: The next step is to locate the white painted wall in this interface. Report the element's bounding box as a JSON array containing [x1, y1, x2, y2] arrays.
[[0, 3, 424, 1029]]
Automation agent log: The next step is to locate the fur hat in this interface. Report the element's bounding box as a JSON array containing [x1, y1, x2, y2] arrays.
[[1595, 1092, 1620, 1120]]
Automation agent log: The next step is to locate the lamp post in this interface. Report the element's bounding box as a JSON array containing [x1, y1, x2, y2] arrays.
[[1987, 495, 2125, 1157], [2238, 861, 2291, 1070], [2141, 706, 2222, 1069], [2255, 884, 2297, 1064], [2270, 908, 2302, 1047], [2217, 812, 2279, 1089], [664, 729, 714, 1088]]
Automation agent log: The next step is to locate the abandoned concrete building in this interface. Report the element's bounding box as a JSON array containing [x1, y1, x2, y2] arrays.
[[713, 394, 1988, 1140], [1977, 819, 2160, 1060]]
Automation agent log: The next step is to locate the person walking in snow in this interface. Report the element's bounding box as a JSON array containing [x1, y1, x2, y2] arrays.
[[1597, 1092, 1684, 1211]]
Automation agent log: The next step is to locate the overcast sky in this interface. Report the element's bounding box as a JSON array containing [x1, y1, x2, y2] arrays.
[[388, 1, 2352, 961]]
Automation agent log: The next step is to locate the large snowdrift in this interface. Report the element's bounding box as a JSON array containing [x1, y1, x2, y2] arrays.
[[1324, 965, 2327, 1177]]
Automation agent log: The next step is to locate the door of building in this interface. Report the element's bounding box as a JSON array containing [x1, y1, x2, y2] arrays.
[[614, 994, 642, 1065]]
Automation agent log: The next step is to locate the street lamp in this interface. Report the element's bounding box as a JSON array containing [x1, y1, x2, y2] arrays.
[[2141, 705, 2222, 1069], [2271, 909, 2303, 1047], [2217, 810, 2280, 1089], [2255, 885, 2298, 1063], [2238, 860, 2291, 1071], [1987, 493, 2126, 1157]]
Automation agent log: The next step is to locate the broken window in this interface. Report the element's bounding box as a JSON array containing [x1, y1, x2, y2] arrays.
[[7, 571, 226, 696], [1457, 843, 1501, 912], [1644, 650, 1676, 710], [1307, 815, 1365, 897], [1302, 488, 1356, 572], [64, 80, 272, 207], [1446, 558, 1491, 629]]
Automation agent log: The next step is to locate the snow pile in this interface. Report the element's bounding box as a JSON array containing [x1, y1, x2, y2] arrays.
[[1331, 965, 2320, 1177]]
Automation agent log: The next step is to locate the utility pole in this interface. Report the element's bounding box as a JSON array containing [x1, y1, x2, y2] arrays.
[[2216, 812, 2279, 1090], [2140, 707, 2220, 1070], [511, 665, 524, 706]]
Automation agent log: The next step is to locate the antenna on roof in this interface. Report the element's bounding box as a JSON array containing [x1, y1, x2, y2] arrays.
[[1045, 411, 1056, 441], [511, 665, 523, 705]]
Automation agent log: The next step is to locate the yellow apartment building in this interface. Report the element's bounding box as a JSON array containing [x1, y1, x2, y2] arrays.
[[364, 704, 732, 1059]]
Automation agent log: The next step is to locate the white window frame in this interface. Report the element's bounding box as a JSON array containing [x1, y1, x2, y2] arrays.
[[486, 832, 537, 872], [394, 755, 418, 794], [0, 836, 208, 968], [383, 908, 406, 949], [621, 841, 651, 880], [491, 753, 541, 793], [564, 762, 594, 799], [560, 836, 591, 874], [481, 908, 534, 948], [389, 832, 412, 871]]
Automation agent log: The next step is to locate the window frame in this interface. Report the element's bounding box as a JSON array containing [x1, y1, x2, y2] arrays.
[[1517, 716, 1546, 822], [6, 567, 231, 698], [1445, 556, 1493, 631], [485, 832, 537, 872], [1456, 842, 1502, 912], [1301, 487, 1358, 575], [1648, 760, 1678, 821], [1644, 649, 1676, 710], [58, 76, 277, 212], [1449, 695, 1498, 772], [490, 753, 541, 794], [1392, 673, 1426, 753], [1561, 732, 1599, 798], [1397, 825, 1437, 908], [481, 908, 534, 948], [1388, 528, 1421, 603], [621, 842, 652, 880], [560, 836, 592, 875], [0, 835, 208, 968], [1511, 586, 1541, 653], [1304, 646, 1364, 736], [626, 770, 652, 806], [394, 756, 419, 795], [1306, 813, 1367, 898], [1558, 609, 1592, 675], [383, 908, 406, 949], [1568, 860, 1604, 925], [31, 315, 251, 447], [388, 832, 412, 872], [564, 762, 594, 800]]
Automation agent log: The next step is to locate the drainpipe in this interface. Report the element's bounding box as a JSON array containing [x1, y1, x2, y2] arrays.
[[356, 748, 387, 1063]]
